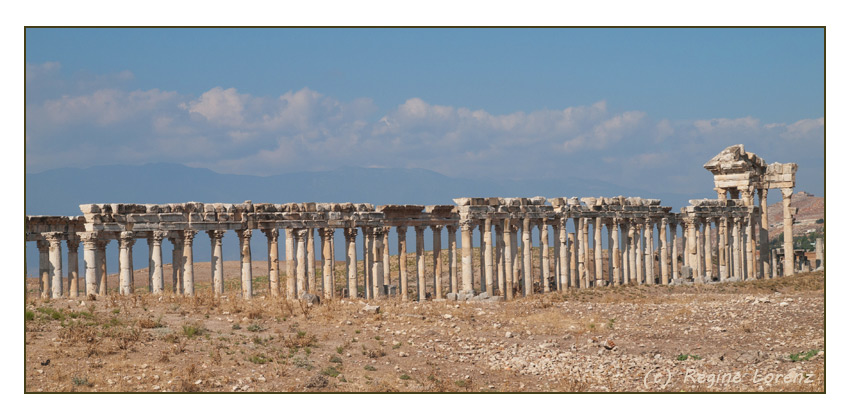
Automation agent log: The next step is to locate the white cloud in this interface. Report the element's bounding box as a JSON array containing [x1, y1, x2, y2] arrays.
[[184, 87, 247, 126]]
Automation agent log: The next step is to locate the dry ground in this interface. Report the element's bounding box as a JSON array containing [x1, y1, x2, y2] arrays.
[[24, 264, 824, 392]]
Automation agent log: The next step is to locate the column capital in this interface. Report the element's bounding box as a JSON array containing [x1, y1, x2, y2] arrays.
[[459, 219, 475, 231], [446, 224, 457, 233], [262, 228, 280, 240], [344, 227, 358, 240], [237, 228, 253, 240], [206, 230, 224, 243], [432, 224, 444, 231], [183, 230, 197, 243], [414, 225, 427, 234], [36, 238, 49, 251], [152, 230, 170, 241], [781, 187, 794, 198], [320, 227, 335, 239], [43, 231, 64, 245], [78, 231, 98, 243], [66, 235, 81, 250], [395, 225, 408, 235]]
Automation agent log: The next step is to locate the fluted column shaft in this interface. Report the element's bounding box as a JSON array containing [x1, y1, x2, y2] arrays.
[[433, 225, 444, 298], [415, 226, 427, 300], [82, 234, 98, 297], [396, 226, 408, 300], [238, 229, 253, 300], [447, 225, 458, 294], [460, 221, 473, 292], [657, 219, 667, 284], [541, 220, 550, 292], [345, 228, 358, 298], [67, 237, 80, 298], [285, 228, 296, 299], [119, 232, 133, 295], [45, 233, 64, 298], [182, 230, 196, 296], [151, 231, 166, 294], [558, 219, 569, 290], [321, 228, 334, 299]]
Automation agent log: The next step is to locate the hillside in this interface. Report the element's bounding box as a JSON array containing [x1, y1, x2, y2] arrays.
[[766, 191, 824, 240]]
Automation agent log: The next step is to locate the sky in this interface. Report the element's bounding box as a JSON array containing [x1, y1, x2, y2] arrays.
[[25, 28, 825, 196]]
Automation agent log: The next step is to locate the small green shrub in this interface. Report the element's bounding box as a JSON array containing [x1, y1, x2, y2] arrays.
[[364, 365, 377, 371]]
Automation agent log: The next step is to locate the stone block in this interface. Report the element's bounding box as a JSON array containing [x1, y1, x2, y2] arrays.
[[680, 266, 694, 279]]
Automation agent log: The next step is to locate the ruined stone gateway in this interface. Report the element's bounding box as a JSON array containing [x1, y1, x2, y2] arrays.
[[26, 145, 815, 301]]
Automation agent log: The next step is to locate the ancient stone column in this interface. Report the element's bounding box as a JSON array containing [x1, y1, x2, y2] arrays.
[[296, 228, 307, 296], [479, 221, 486, 292], [37, 239, 49, 298], [541, 220, 550, 292], [372, 227, 385, 297], [502, 220, 515, 299], [577, 218, 586, 288], [771, 249, 778, 278], [660, 218, 669, 285], [685, 218, 697, 276], [745, 214, 755, 280], [483, 219, 494, 296], [321, 228, 334, 299], [363, 227, 372, 299], [583, 218, 592, 287], [433, 225, 444, 298], [644, 219, 654, 284], [81, 233, 98, 297], [285, 228, 296, 299], [344, 228, 358, 298], [552, 223, 560, 291], [522, 217, 533, 295], [620, 221, 629, 285], [781, 188, 795, 276], [396, 226, 408, 300], [263, 229, 280, 297], [495, 222, 506, 294], [169, 234, 183, 294], [44, 233, 63, 298], [66, 236, 80, 298], [238, 229, 253, 300], [415, 225, 427, 300], [732, 217, 743, 279], [511, 222, 521, 291], [447, 225, 458, 294], [307, 228, 316, 294], [147, 236, 154, 292], [634, 220, 644, 284], [670, 220, 679, 280], [626, 223, 637, 284], [119, 232, 133, 295], [151, 231, 167, 295], [97, 238, 108, 296], [605, 220, 613, 286], [128, 238, 135, 293], [696, 219, 705, 279], [568, 231, 577, 288], [383, 227, 391, 290], [704, 219, 713, 280], [594, 216, 603, 286], [815, 238, 824, 269], [758, 189, 769, 277], [460, 220, 473, 293], [182, 230, 196, 296], [739, 217, 748, 279], [558, 219, 569, 290], [719, 218, 728, 281]]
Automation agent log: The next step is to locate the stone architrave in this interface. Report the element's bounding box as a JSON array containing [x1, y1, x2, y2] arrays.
[[396, 226, 408, 300], [238, 229, 253, 300]]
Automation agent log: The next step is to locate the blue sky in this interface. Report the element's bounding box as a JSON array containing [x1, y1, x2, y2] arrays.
[[25, 27, 824, 196]]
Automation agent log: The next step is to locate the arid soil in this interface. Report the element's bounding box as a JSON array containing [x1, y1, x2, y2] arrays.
[[24, 262, 824, 393]]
